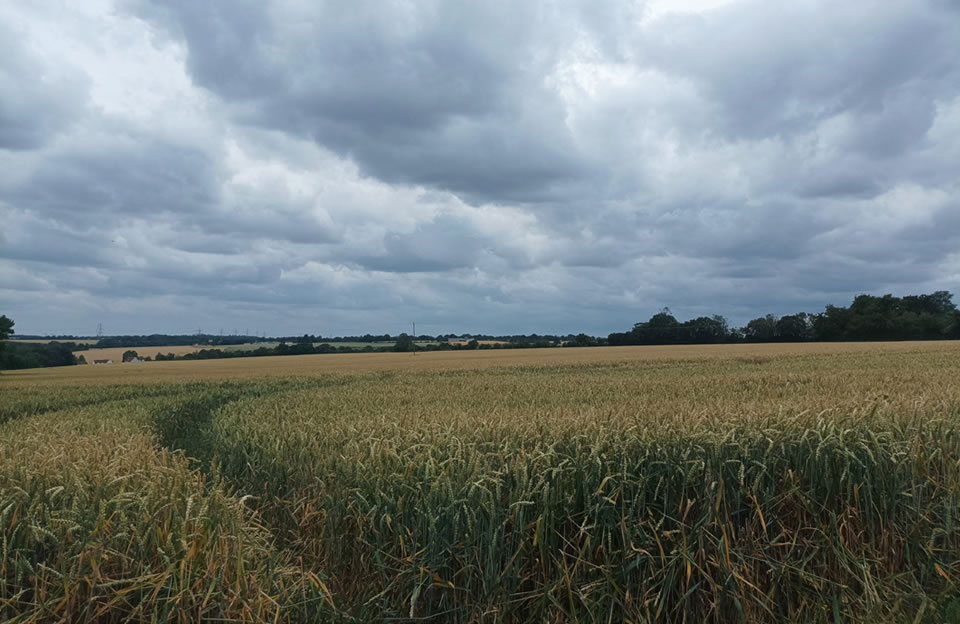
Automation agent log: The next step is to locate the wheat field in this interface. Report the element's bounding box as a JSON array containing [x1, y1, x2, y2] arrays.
[[2, 342, 960, 622], [9, 340, 959, 384], [72, 344, 203, 363]]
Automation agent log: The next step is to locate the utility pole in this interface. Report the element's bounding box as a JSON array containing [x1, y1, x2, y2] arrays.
[[96, 322, 103, 338], [413, 321, 416, 356]]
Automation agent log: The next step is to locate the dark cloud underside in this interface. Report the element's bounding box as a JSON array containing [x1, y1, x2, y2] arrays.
[[1, 0, 958, 335]]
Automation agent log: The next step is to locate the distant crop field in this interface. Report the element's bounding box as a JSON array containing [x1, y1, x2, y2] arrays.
[[75, 344, 201, 362], [2, 341, 960, 622], [222, 340, 440, 352], [219, 341, 281, 351]]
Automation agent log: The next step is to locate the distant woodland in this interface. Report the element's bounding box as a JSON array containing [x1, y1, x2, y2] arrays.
[[609, 291, 960, 345]]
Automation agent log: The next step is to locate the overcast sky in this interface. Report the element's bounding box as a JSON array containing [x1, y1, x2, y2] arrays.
[[2, 0, 958, 337]]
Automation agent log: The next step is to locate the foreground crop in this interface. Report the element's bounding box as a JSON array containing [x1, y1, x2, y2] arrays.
[[2, 344, 959, 622]]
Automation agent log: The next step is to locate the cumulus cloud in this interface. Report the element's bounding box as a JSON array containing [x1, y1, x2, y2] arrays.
[[1, 0, 958, 335]]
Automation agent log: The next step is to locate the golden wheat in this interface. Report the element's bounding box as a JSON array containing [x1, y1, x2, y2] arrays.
[[2, 342, 960, 622]]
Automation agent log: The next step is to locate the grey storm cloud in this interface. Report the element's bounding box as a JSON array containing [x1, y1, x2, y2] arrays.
[[7, 137, 219, 224], [130, 0, 591, 202], [1, 0, 959, 336], [0, 22, 88, 150], [637, 2, 960, 141]]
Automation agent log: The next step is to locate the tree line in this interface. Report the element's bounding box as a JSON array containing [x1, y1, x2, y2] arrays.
[[0, 316, 88, 370], [608, 291, 960, 346], [0, 341, 87, 370], [3, 291, 958, 370]]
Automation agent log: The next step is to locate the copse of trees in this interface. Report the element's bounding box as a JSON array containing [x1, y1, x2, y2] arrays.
[[0, 315, 13, 371], [0, 341, 81, 370], [0, 316, 13, 342], [609, 291, 958, 346], [608, 310, 731, 346], [814, 292, 960, 341], [122, 350, 150, 362], [1, 315, 89, 370], [393, 333, 416, 352], [742, 313, 815, 342], [565, 334, 600, 347]]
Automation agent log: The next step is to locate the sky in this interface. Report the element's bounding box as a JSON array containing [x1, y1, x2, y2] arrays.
[[1, 0, 959, 337]]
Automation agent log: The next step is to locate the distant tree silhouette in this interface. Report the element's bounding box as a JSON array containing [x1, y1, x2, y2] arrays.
[[609, 291, 957, 346]]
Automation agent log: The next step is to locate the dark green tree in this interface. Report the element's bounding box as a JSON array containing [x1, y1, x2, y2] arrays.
[[0, 315, 13, 341], [682, 316, 729, 343], [775, 313, 812, 341], [813, 292, 956, 341], [122, 350, 140, 362], [393, 333, 415, 352], [947, 311, 960, 339], [812, 305, 851, 340], [572, 333, 595, 347], [744, 315, 778, 341], [629, 310, 680, 344], [0, 315, 13, 371]]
